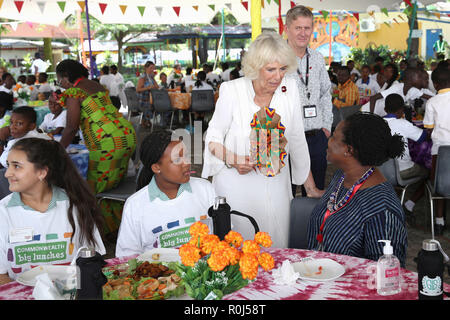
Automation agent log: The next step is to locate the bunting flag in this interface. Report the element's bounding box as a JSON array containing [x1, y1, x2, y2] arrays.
[[368, 11, 374, 17], [26, 21, 33, 28], [352, 12, 359, 21], [225, 3, 232, 10], [119, 5, 127, 14], [0, 0, 3, 10], [381, 8, 389, 17], [36, 1, 45, 14], [241, 1, 248, 11], [155, 7, 162, 16], [193, 5, 199, 11], [267, 0, 271, 4], [261, 0, 264, 9], [77, 1, 85, 12], [208, 4, 215, 11], [9, 22, 18, 31], [173, 6, 181, 16], [137, 6, 145, 17], [403, 0, 413, 7], [290, 1, 296, 8], [57, 1, 66, 12], [274, 0, 279, 5], [14, 1, 24, 13], [433, 12, 441, 19], [321, 10, 329, 20], [99, 3, 107, 14], [307, 6, 314, 12]]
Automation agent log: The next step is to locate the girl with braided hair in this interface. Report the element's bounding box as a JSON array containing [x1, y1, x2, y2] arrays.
[[0, 138, 105, 284], [116, 130, 216, 257]]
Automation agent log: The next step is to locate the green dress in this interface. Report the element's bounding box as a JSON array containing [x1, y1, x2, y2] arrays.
[[60, 87, 137, 233]]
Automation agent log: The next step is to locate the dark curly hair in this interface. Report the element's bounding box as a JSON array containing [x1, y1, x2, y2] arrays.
[[56, 59, 89, 83], [136, 130, 179, 190], [341, 112, 405, 166]]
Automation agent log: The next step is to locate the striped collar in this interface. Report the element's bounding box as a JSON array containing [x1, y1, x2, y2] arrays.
[[147, 176, 192, 202], [6, 185, 68, 212], [383, 113, 398, 119]]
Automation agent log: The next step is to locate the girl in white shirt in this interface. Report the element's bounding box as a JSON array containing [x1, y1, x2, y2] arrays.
[[0, 138, 105, 284], [191, 71, 214, 92], [116, 130, 216, 257], [39, 91, 66, 139]]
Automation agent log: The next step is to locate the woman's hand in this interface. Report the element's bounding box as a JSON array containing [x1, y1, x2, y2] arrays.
[[228, 154, 256, 175]]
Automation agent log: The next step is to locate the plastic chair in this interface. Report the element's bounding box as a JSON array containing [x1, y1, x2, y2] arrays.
[[288, 197, 320, 249], [331, 105, 342, 132], [96, 175, 137, 206], [124, 87, 144, 124], [378, 158, 422, 205], [150, 89, 175, 132], [340, 105, 361, 120], [424, 145, 450, 239], [189, 90, 215, 131]]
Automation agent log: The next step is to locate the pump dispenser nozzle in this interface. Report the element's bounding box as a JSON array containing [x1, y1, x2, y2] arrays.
[[378, 240, 393, 255]]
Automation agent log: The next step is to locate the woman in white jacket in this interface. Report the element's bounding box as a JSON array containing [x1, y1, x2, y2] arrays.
[[202, 32, 310, 248]]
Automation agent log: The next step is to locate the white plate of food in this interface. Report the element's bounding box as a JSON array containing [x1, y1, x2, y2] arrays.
[[16, 265, 77, 287], [136, 248, 180, 263], [292, 258, 345, 282]]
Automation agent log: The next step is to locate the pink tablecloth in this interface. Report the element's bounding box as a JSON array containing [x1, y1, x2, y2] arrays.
[[0, 248, 448, 300]]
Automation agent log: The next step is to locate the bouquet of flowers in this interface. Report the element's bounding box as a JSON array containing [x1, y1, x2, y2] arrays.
[[175, 221, 275, 300], [13, 85, 33, 102]]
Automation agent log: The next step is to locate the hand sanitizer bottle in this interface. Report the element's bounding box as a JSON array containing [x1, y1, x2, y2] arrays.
[[376, 240, 401, 295]]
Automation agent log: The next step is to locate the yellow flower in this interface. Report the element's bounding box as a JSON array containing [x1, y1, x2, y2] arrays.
[[207, 250, 229, 272], [239, 253, 259, 280], [254, 232, 273, 248], [189, 221, 209, 238], [200, 234, 220, 255], [179, 243, 201, 267], [242, 240, 261, 256], [258, 252, 275, 271], [225, 230, 244, 248]]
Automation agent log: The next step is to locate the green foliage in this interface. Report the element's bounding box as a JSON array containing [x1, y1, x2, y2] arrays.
[[21, 53, 33, 71], [0, 58, 12, 70], [347, 45, 406, 68]]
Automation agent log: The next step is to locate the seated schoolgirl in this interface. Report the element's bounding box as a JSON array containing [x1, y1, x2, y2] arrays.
[[116, 130, 216, 257], [0, 138, 105, 284], [39, 91, 67, 140]]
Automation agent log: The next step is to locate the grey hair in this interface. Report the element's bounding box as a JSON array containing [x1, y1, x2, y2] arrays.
[[241, 32, 297, 80], [285, 5, 314, 27]]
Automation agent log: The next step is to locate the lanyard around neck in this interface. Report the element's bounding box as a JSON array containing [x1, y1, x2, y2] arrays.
[[297, 50, 310, 99]]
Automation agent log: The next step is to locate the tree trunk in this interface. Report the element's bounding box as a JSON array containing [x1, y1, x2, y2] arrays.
[[198, 38, 209, 65], [43, 38, 53, 71], [191, 37, 197, 69], [116, 32, 124, 72]]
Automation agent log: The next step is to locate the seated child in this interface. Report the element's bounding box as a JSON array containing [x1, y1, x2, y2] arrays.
[[39, 91, 66, 140], [367, 67, 433, 117], [423, 65, 450, 235], [332, 66, 360, 108], [0, 92, 13, 129], [383, 93, 429, 224], [0, 107, 51, 168], [116, 130, 216, 257], [159, 72, 169, 89], [0, 138, 105, 284], [356, 64, 380, 105]]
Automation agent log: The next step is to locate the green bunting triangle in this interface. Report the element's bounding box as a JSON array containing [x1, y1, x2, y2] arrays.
[[381, 8, 389, 17], [138, 6, 146, 17], [209, 4, 215, 11], [274, 0, 279, 5], [321, 10, 329, 20], [57, 1, 66, 12], [267, 0, 271, 4]]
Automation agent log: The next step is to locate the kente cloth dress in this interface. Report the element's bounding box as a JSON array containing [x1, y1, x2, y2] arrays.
[[60, 88, 137, 232], [202, 76, 310, 248]]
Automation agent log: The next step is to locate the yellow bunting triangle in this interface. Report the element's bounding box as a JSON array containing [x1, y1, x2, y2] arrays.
[[120, 5, 127, 14], [433, 12, 441, 19], [77, 1, 85, 12], [261, 0, 264, 9], [0, 0, 3, 9], [307, 7, 314, 12], [193, 5, 198, 11]]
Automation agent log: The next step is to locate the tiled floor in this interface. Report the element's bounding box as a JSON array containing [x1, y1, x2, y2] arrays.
[[110, 118, 449, 285]]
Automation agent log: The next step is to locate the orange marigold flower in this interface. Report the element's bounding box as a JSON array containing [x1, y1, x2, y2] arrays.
[[254, 232, 273, 248], [188, 234, 202, 248], [207, 250, 229, 272], [258, 252, 275, 271], [242, 240, 261, 256], [200, 234, 220, 255], [211, 241, 231, 255], [224, 246, 241, 265], [179, 243, 201, 267], [224, 230, 244, 248], [189, 221, 209, 238], [239, 253, 259, 280]]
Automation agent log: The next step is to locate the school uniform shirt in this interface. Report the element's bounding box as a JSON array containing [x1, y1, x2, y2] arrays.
[[39, 110, 67, 133], [100, 74, 120, 97], [191, 82, 214, 91], [0, 186, 105, 280], [384, 114, 426, 171], [0, 130, 52, 168], [423, 89, 450, 155], [206, 72, 220, 84], [361, 82, 423, 117], [220, 69, 232, 82], [356, 77, 380, 105], [115, 177, 216, 257]]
